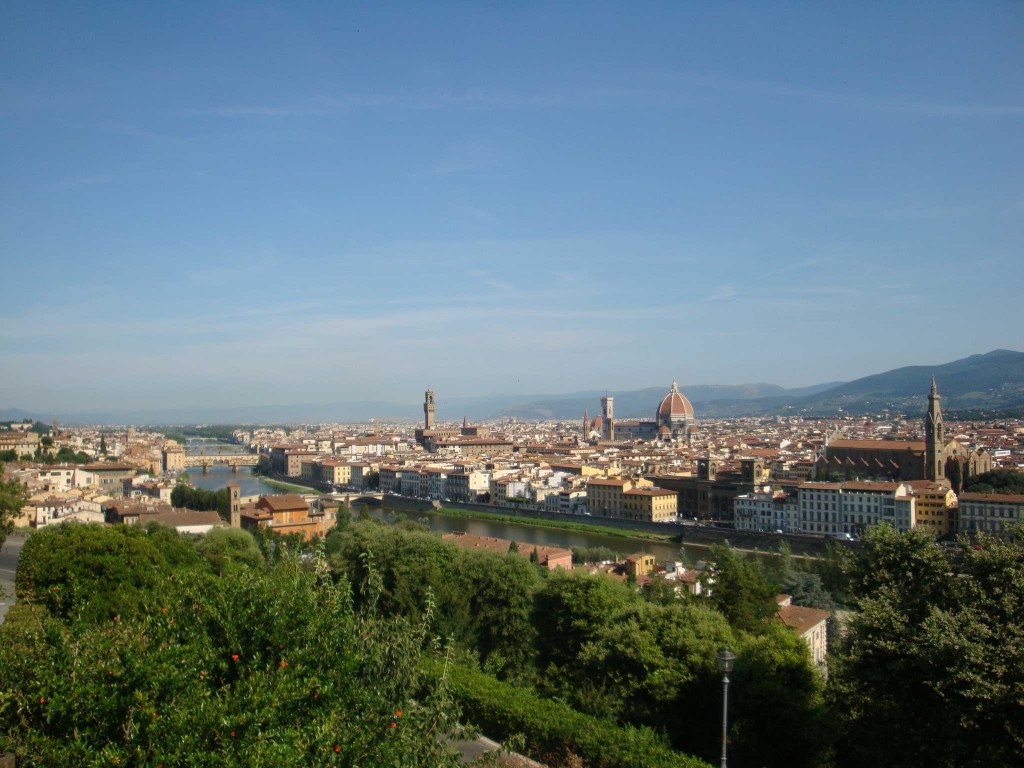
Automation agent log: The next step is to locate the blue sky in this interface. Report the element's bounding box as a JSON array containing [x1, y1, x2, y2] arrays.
[[2, 2, 1022, 413]]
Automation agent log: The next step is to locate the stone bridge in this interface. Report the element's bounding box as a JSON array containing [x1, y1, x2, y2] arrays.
[[185, 454, 262, 472], [334, 492, 385, 506]]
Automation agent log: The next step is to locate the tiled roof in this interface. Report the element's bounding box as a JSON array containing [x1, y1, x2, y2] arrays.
[[776, 604, 831, 635]]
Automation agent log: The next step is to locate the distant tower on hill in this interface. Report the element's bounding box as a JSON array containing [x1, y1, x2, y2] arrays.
[[925, 377, 945, 481], [424, 389, 436, 430]]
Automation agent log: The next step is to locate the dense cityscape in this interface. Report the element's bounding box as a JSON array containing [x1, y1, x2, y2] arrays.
[[3, 365, 1024, 765], [3, 4, 1023, 767]]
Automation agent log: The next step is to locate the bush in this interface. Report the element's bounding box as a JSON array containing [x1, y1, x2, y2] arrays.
[[1, 525, 465, 767], [441, 662, 711, 768]]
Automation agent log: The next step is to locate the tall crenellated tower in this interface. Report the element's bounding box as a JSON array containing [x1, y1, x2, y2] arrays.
[[925, 377, 945, 481], [601, 395, 615, 441], [582, 408, 590, 441], [424, 389, 436, 430]]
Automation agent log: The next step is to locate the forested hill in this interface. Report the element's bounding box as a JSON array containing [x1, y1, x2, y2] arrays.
[[785, 349, 1024, 415]]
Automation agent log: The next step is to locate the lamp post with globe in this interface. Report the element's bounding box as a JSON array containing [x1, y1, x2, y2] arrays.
[[716, 647, 735, 768]]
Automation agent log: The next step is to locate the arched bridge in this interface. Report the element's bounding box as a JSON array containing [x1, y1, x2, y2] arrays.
[[335, 492, 385, 506], [185, 454, 262, 472]]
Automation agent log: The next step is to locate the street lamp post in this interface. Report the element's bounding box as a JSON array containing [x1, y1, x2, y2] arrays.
[[716, 646, 735, 768]]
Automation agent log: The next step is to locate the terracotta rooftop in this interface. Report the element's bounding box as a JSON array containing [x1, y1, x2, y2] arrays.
[[258, 494, 309, 512], [958, 492, 1024, 504], [775, 604, 831, 636], [828, 439, 924, 452]]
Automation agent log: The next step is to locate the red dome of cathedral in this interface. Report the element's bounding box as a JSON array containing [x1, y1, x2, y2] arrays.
[[657, 380, 694, 421]]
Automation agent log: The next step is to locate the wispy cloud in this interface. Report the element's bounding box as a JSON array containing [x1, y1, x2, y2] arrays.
[[757, 255, 834, 281], [186, 88, 563, 120], [703, 285, 736, 302], [422, 141, 502, 176], [676, 71, 1024, 118]]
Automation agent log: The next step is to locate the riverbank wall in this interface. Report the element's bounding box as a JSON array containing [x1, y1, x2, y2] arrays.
[[387, 500, 835, 557]]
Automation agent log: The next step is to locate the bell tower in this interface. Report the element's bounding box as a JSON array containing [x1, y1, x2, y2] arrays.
[[925, 377, 944, 481], [601, 395, 615, 441], [424, 389, 436, 430], [227, 482, 241, 528]]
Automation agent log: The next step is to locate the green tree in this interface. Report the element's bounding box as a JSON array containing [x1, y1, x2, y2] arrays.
[[701, 544, 778, 633], [829, 524, 1024, 767], [0, 463, 27, 546], [532, 571, 635, 675], [780, 570, 835, 611], [508, 540, 519, 553], [962, 469, 1024, 495], [99, 435, 107, 455], [15, 523, 203, 622], [194, 527, 265, 574]]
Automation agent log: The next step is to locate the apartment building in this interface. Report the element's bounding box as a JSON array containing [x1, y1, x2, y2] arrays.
[[586, 476, 654, 519], [735, 489, 799, 533], [798, 481, 915, 535], [958, 493, 1024, 534], [622, 488, 678, 522]]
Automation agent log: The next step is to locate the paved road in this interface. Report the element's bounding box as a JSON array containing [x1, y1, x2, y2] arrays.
[[0, 532, 26, 625]]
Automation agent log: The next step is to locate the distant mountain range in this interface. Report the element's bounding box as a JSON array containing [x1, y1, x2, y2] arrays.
[[3, 350, 1022, 426]]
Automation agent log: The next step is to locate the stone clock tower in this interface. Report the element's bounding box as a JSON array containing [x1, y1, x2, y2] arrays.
[[424, 389, 436, 430]]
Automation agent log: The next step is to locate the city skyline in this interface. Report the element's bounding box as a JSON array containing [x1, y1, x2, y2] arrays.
[[2, 3, 1023, 412]]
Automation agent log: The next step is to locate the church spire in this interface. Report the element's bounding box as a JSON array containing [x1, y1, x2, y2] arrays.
[[925, 377, 944, 481]]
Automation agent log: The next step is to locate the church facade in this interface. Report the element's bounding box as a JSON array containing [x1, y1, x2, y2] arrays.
[[818, 379, 992, 483]]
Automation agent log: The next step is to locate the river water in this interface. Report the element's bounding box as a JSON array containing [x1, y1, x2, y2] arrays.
[[183, 445, 709, 565], [186, 466, 283, 497], [183, 441, 283, 497]]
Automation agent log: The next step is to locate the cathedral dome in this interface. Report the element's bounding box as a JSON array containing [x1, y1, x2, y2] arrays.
[[657, 380, 694, 423]]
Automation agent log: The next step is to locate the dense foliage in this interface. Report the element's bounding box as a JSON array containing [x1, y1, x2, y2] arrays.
[[325, 520, 826, 768], [0, 462, 27, 545], [828, 524, 1024, 767], [1, 523, 465, 767], [171, 484, 230, 517], [9, 511, 1018, 766], [442, 662, 710, 768], [961, 468, 1024, 495]]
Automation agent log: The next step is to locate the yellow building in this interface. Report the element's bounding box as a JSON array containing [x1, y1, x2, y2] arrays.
[[623, 488, 678, 522], [240, 494, 333, 540], [906, 481, 958, 536], [162, 446, 186, 473], [624, 553, 657, 577], [586, 476, 654, 518], [317, 459, 352, 486]]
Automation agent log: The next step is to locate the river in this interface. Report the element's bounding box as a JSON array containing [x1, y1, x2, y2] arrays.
[[186, 466, 284, 497], [184, 447, 710, 565], [183, 441, 282, 497], [364, 507, 712, 565]]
